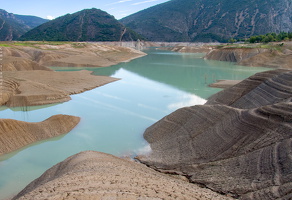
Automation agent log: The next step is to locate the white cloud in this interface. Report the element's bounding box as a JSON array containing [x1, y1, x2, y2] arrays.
[[106, 0, 133, 6], [132, 0, 159, 5], [46, 15, 55, 20]]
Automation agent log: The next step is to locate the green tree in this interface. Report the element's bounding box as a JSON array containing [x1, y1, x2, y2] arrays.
[[228, 38, 236, 43]]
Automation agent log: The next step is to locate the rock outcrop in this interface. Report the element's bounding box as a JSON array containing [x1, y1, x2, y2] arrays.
[[0, 115, 80, 155], [137, 69, 292, 199], [13, 151, 232, 200], [1, 70, 118, 107]]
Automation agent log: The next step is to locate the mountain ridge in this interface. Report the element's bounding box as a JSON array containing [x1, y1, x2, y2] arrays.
[[121, 0, 292, 42], [0, 9, 48, 41], [20, 8, 143, 42]]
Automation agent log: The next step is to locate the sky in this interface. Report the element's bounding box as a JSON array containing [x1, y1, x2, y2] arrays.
[[0, 0, 170, 20]]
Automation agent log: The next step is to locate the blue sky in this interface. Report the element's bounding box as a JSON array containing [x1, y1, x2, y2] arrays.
[[0, 0, 170, 20]]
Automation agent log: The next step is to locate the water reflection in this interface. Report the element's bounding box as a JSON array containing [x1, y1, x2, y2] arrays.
[[52, 50, 271, 99]]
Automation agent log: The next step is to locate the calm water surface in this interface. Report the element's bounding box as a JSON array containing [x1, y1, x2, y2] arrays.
[[0, 50, 271, 199]]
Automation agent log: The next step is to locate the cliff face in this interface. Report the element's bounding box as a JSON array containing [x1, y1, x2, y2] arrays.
[[121, 0, 292, 42], [13, 151, 231, 200], [137, 69, 292, 199], [0, 115, 80, 155]]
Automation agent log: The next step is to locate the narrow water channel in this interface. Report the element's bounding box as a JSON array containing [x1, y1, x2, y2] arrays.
[[0, 50, 271, 199]]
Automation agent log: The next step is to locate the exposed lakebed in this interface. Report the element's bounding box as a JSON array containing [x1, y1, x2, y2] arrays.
[[0, 50, 271, 199]]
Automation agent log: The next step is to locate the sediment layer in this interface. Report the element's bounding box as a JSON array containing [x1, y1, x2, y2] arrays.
[[137, 69, 292, 199], [2, 42, 146, 70], [1, 70, 118, 107], [204, 43, 292, 69], [13, 151, 232, 200], [0, 115, 80, 155]]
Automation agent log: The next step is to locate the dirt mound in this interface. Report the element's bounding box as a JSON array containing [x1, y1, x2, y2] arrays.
[[0, 115, 80, 155], [13, 151, 232, 200], [1, 70, 118, 107]]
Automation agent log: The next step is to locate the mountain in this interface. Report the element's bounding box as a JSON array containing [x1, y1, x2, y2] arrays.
[[120, 0, 292, 42], [0, 9, 48, 41], [20, 8, 143, 42]]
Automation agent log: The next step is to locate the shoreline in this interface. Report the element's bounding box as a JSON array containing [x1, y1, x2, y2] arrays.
[[209, 80, 242, 88], [1, 43, 290, 198], [0, 42, 147, 107]]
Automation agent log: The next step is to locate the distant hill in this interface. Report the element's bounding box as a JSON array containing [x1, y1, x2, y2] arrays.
[[20, 8, 143, 42], [0, 9, 48, 41], [120, 0, 292, 42]]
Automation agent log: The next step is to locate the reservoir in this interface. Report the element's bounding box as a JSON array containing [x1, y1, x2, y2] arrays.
[[0, 50, 271, 199]]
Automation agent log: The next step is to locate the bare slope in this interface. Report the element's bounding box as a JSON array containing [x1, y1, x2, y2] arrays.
[[0, 115, 80, 155], [1, 70, 118, 107], [2, 42, 146, 70], [0, 42, 146, 107], [204, 42, 292, 69], [137, 69, 292, 199], [13, 151, 232, 200]]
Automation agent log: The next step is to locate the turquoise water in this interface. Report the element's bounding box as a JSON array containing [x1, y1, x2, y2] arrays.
[[0, 50, 271, 199]]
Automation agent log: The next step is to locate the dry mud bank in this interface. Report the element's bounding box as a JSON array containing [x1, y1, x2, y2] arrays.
[[13, 70, 291, 200], [0, 42, 144, 159], [1, 70, 119, 107], [137, 69, 292, 199], [162, 45, 215, 53], [0, 42, 147, 107], [13, 151, 232, 200], [1, 42, 146, 70], [164, 42, 292, 69], [0, 115, 80, 156], [205, 42, 292, 69]]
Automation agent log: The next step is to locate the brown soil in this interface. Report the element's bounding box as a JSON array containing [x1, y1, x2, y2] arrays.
[[13, 151, 232, 200], [209, 80, 242, 88], [1, 70, 119, 107], [205, 42, 292, 69], [162, 45, 214, 53], [0, 115, 80, 155], [2, 42, 146, 70]]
